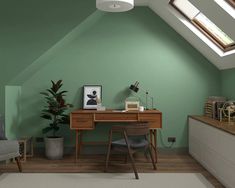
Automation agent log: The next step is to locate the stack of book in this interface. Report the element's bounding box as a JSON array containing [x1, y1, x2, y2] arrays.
[[204, 96, 226, 119], [204, 101, 216, 118]]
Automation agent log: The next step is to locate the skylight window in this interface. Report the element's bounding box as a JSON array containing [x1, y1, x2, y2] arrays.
[[215, 0, 235, 19], [170, 0, 235, 52], [193, 13, 234, 47]]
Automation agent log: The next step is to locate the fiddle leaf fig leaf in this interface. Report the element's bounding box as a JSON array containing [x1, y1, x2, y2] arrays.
[[41, 114, 52, 120], [40, 80, 72, 137], [47, 89, 56, 97]]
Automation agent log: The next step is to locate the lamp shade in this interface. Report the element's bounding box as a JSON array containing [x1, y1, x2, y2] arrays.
[[129, 81, 139, 92], [96, 0, 134, 12]]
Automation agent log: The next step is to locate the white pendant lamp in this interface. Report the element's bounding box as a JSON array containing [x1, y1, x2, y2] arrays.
[[96, 0, 134, 12]]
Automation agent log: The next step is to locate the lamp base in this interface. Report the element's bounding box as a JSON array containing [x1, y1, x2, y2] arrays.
[[145, 108, 156, 110]]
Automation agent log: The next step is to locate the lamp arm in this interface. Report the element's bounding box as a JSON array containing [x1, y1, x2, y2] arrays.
[[150, 96, 154, 109], [137, 88, 155, 109], [131, 85, 155, 109]]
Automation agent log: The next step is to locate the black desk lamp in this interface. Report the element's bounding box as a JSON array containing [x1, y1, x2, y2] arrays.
[[129, 81, 154, 110]]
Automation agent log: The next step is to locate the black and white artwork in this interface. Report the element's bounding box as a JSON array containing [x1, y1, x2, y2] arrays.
[[83, 85, 102, 109]]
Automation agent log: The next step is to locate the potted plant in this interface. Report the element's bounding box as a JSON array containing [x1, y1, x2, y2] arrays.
[[40, 80, 73, 159]]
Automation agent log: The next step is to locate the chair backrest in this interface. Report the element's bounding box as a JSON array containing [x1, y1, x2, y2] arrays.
[[124, 123, 149, 136]]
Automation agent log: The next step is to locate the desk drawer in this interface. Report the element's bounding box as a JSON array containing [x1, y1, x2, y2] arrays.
[[70, 113, 94, 130], [94, 113, 138, 122], [139, 114, 162, 128], [73, 114, 93, 120]]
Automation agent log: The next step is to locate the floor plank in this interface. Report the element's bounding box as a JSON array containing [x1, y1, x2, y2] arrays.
[[0, 153, 224, 187]]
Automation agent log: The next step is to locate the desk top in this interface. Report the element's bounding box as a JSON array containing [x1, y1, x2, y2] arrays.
[[189, 115, 235, 136], [70, 109, 162, 129], [72, 109, 162, 114]]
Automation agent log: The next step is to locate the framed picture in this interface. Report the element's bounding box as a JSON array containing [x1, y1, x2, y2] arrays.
[[83, 85, 102, 109], [125, 101, 140, 111]]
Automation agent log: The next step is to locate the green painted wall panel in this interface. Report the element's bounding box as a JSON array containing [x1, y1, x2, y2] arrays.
[[0, 0, 96, 115], [5, 86, 21, 139], [221, 68, 235, 100], [11, 8, 221, 148]]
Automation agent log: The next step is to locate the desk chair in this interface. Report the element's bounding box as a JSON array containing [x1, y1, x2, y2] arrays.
[[105, 123, 156, 179]]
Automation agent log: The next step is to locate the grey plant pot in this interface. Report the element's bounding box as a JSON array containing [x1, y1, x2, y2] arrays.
[[44, 137, 64, 160]]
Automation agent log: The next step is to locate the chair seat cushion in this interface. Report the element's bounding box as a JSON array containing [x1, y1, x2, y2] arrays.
[[112, 138, 148, 148], [0, 140, 20, 161]]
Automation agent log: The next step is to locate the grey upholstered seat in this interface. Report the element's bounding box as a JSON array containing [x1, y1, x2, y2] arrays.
[[0, 140, 20, 161], [0, 114, 22, 172], [112, 138, 149, 148]]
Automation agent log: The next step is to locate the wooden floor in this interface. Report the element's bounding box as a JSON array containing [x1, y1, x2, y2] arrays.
[[0, 153, 224, 187]]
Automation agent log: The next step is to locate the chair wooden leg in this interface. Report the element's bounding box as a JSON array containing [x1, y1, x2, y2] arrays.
[[105, 143, 112, 172], [123, 131, 139, 179], [15, 157, 22, 172], [148, 147, 157, 170], [127, 151, 139, 179]]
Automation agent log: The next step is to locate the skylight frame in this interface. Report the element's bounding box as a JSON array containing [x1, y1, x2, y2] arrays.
[[215, 0, 235, 19], [193, 13, 235, 50], [169, 0, 235, 52], [226, 0, 235, 8]]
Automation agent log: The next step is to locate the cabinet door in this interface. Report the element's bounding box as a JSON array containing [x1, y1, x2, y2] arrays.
[[70, 113, 94, 130], [189, 117, 235, 188]]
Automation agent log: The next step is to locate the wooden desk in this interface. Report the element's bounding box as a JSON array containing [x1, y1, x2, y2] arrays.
[[70, 109, 162, 162]]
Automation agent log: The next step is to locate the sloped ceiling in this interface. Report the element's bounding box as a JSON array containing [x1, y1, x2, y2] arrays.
[[136, 0, 235, 70], [1, 0, 234, 72], [0, 0, 96, 84]]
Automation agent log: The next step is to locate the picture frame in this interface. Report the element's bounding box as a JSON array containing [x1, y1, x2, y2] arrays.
[[83, 85, 102, 109], [125, 101, 140, 111]]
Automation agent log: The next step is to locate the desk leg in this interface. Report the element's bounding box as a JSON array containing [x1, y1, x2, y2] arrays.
[[76, 130, 79, 163], [24, 140, 27, 162], [75, 130, 83, 163], [153, 130, 157, 163], [150, 129, 158, 163]]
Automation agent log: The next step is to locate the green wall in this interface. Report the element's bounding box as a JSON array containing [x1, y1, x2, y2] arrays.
[[5, 8, 221, 148], [5, 86, 21, 139], [221, 68, 235, 100], [0, 0, 95, 115]]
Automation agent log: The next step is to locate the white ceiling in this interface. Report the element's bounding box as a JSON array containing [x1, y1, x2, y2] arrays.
[[135, 0, 235, 70]]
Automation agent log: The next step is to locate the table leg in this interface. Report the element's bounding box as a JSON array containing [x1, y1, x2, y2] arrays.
[[24, 140, 27, 162], [78, 131, 82, 157], [75, 130, 83, 163], [149, 129, 157, 163], [154, 130, 157, 163], [149, 130, 154, 161], [75, 130, 79, 163]]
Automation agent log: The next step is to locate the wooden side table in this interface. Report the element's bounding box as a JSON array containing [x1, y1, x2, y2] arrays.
[[18, 137, 34, 162]]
